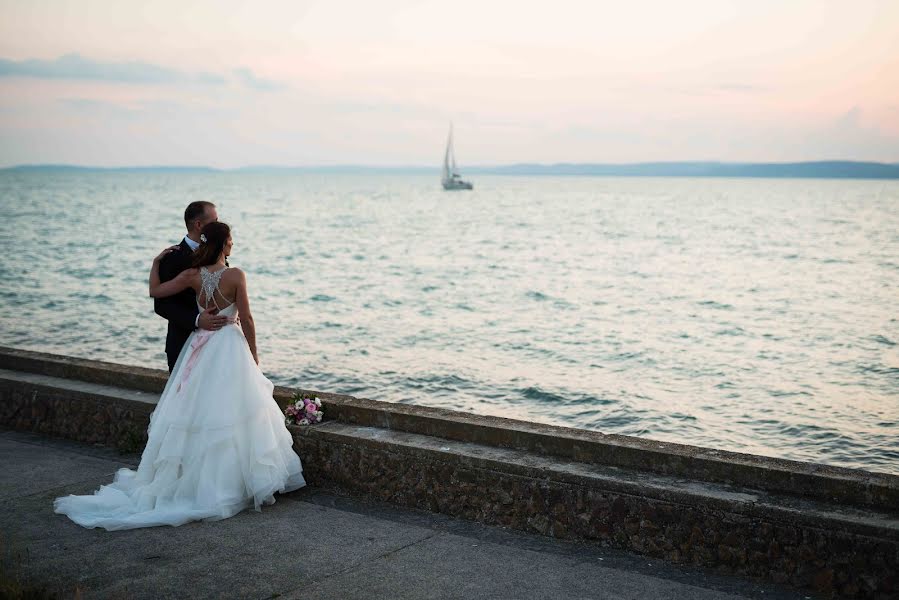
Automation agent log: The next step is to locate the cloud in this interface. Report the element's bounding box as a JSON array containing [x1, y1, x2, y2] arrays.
[[0, 53, 225, 85], [832, 106, 862, 130], [803, 106, 899, 161], [665, 82, 769, 97], [58, 97, 141, 119], [232, 68, 287, 91], [714, 83, 767, 93], [58, 97, 189, 119], [0, 54, 286, 91]]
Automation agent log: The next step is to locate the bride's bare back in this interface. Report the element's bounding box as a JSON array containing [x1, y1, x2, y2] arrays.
[[189, 266, 239, 310], [177, 265, 246, 307]]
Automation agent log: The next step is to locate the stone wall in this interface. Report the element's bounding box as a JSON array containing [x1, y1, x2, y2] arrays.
[[0, 373, 154, 453]]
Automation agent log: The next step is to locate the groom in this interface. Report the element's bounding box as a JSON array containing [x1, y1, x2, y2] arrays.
[[155, 200, 230, 372]]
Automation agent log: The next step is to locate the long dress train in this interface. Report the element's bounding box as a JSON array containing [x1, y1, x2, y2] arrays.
[[53, 268, 305, 530]]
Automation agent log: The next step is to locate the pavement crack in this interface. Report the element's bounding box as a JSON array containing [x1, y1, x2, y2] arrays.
[[272, 530, 442, 599], [371, 530, 441, 562]]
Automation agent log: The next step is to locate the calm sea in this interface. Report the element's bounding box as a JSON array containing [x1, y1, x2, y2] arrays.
[[1, 171, 897, 473]]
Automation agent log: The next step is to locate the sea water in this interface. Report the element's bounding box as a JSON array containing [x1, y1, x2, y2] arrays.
[[1, 171, 896, 473]]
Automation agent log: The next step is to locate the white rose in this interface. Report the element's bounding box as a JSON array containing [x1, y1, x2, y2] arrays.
[[299, 418, 310, 425], [314, 398, 322, 407]]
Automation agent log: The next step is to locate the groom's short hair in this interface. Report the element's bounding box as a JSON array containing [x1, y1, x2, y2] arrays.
[[184, 201, 215, 228]]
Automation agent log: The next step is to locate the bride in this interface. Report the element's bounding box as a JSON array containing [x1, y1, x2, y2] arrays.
[[53, 222, 306, 530]]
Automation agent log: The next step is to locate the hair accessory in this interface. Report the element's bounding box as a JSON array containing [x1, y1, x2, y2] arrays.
[[200, 233, 207, 243]]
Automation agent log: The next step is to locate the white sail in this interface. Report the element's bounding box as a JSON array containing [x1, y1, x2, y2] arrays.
[[442, 129, 451, 181], [441, 122, 473, 191], [449, 126, 458, 175]]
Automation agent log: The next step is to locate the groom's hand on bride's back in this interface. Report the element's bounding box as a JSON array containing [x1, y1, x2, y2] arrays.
[[198, 307, 228, 331]]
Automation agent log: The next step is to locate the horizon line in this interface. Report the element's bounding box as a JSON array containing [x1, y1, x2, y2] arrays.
[[3, 159, 899, 171]]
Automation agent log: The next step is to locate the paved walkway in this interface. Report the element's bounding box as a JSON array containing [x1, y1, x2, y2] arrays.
[[0, 428, 808, 600]]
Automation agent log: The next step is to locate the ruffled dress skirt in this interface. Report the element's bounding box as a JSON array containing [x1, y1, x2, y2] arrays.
[[53, 317, 306, 530]]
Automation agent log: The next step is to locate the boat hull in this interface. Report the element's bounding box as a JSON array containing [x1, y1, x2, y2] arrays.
[[442, 180, 473, 190]]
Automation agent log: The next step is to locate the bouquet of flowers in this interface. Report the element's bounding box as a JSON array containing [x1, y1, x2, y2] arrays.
[[284, 392, 324, 426]]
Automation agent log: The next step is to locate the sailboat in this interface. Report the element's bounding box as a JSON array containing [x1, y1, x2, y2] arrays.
[[441, 124, 473, 190]]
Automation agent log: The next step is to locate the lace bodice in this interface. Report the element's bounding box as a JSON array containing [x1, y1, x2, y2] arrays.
[[198, 266, 236, 316]]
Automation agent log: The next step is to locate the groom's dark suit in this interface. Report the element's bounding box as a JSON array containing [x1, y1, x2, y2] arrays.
[[154, 239, 199, 372]]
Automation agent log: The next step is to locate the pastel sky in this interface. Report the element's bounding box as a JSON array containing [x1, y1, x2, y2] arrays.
[[1, 0, 897, 167]]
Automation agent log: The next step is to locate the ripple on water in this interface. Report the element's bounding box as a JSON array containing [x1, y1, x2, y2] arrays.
[[872, 334, 896, 346], [520, 386, 567, 404], [68, 292, 112, 303], [400, 373, 474, 396], [857, 363, 899, 377], [697, 300, 735, 310], [766, 389, 813, 398], [714, 327, 746, 336], [592, 412, 642, 429]]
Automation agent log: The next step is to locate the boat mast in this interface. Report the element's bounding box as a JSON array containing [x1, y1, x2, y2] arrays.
[[449, 123, 458, 176], [442, 125, 452, 181]]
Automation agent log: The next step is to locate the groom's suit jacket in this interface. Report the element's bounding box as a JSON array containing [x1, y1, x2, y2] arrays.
[[154, 238, 199, 372]]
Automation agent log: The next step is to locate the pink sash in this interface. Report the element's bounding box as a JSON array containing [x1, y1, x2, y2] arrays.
[[176, 318, 238, 393]]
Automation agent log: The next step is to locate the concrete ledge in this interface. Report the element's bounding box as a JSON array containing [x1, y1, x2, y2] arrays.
[[0, 346, 170, 394]]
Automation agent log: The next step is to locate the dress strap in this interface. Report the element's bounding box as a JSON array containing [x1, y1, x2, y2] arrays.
[[199, 266, 228, 310]]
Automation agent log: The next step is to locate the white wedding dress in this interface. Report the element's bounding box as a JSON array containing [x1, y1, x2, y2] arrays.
[[54, 267, 306, 530]]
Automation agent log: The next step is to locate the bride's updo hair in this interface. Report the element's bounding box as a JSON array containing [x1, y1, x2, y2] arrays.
[[191, 221, 231, 268]]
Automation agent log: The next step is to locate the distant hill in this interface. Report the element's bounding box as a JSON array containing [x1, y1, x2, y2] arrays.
[[3, 161, 898, 179], [2, 164, 218, 173], [466, 161, 899, 179]]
